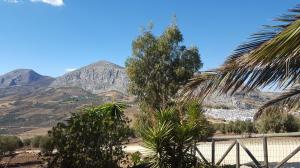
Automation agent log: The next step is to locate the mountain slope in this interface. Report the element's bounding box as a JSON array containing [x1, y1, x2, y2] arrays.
[[0, 69, 54, 88], [203, 89, 276, 121], [51, 61, 128, 94], [0, 60, 278, 131], [0, 87, 111, 127]]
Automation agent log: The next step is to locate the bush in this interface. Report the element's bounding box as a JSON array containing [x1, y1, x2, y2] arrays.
[[140, 101, 213, 168], [184, 101, 214, 140], [213, 120, 257, 135], [31, 135, 43, 148], [255, 108, 300, 133], [48, 102, 131, 168], [132, 108, 153, 137], [0, 136, 23, 155], [22, 138, 31, 147], [39, 136, 54, 155], [283, 114, 300, 132]]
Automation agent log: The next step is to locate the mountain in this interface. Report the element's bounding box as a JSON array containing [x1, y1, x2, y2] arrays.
[[203, 89, 276, 121], [204, 89, 271, 109], [0, 62, 133, 132], [0, 69, 54, 88], [51, 61, 128, 94], [0, 60, 279, 134]]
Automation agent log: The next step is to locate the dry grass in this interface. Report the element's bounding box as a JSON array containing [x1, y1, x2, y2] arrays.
[[18, 127, 51, 139]]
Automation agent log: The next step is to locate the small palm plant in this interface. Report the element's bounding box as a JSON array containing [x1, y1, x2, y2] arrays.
[[140, 102, 212, 168]]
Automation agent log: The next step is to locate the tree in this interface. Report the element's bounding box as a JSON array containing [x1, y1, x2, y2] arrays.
[[48, 103, 131, 168], [181, 5, 300, 119], [126, 22, 202, 111]]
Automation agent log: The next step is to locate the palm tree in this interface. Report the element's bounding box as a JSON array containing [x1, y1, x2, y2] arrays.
[[181, 4, 300, 119]]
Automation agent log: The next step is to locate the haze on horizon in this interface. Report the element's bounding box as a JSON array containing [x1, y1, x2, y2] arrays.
[[0, 0, 298, 77]]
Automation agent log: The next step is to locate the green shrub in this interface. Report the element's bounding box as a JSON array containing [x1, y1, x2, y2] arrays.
[[140, 101, 213, 168], [31, 135, 43, 148], [39, 136, 54, 155], [0, 136, 23, 155], [213, 120, 257, 135], [244, 120, 257, 134], [22, 138, 31, 146], [131, 151, 142, 166], [48, 102, 131, 168], [255, 108, 300, 133], [283, 114, 300, 132]]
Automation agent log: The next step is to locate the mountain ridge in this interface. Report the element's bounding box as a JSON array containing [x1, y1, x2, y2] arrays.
[[0, 60, 278, 130], [50, 60, 128, 94], [0, 69, 54, 88]]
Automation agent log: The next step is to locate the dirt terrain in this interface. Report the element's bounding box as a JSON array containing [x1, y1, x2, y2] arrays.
[[17, 128, 51, 139], [0, 152, 43, 168]]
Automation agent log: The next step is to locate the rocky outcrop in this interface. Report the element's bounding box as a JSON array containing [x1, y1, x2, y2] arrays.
[[0, 69, 54, 88], [50, 61, 128, 94]]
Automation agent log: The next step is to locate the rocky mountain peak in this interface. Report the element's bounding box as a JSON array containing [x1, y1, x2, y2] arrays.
[[0, 69, 54, 88], [88, 60, 123, 68], [51, 61, 128, 94]]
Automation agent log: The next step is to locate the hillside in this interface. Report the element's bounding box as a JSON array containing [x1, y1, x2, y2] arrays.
[[0, 86, 131, 135], [51, 61, 128, 94], [0, 60, 278, 134], [0, 62, 132, 132], [0, 69, 54, 88]]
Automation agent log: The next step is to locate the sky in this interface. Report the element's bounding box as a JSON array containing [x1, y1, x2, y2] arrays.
[[0, 0, 299, 77]]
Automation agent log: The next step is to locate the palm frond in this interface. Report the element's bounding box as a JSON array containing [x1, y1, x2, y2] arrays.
[[255, 86, 300, 119], [181, 4, 300, 104], [219, 19, 300, 94], [179, 71, 220, 102]]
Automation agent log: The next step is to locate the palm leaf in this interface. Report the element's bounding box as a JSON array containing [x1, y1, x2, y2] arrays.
[[140, 121, 174, 168], [255, 86, 300, 119], [181, 4, 300, 115], [179, 71, 220, 102], [218, 18, 300, 94]]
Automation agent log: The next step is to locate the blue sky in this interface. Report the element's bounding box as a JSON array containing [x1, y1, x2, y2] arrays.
[[0, 0, 298, 77]]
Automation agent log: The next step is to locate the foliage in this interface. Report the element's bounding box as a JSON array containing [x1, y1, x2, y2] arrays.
[[0, 136, 23, 155], [126, 22, 202, 111], [213, 120, 257, 134], [22, 138, 31, 146], [213, 110, 300, 134], [181, 4, 300, 119], [183, 101, 214, 140], [255, 108, 300, 133], [132, 109, 153, 137], [31, 135, 43, 148], [47, 102, 131, 168], [140, 101, 213, 168], [130, 151, 143, 166], [39, 136, 54, 155]]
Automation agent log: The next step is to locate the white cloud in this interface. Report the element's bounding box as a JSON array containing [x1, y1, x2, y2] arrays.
[[65, 68, 76, 73], [30, 0, 64, 7], [3, 0, 20, 3]]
